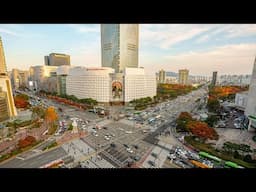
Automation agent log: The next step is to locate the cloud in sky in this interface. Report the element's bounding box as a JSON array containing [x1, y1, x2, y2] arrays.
[[68, 24, 99, 33], [152, 43, 256, 76], [140, 24, 217, 49], [0, 28, 21, 37]]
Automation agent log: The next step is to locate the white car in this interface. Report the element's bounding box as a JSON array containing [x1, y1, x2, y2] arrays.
[[126, 148, 134, 153], [125, 131, 133, 134], [93, 133, 99, 137], [104, 136, 110, 140]]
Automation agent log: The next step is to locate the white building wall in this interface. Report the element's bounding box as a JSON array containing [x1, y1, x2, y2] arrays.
[[245, 58, 256, 117], [235, 92, 248, 109], [124, 70, 156, 102], [66, 67, 112, 103]]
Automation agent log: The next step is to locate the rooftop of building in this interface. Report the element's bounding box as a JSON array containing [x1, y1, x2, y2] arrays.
[[49, 53, 69, 56], [68, 67, 114, 76], [237, 91, 249, 95]]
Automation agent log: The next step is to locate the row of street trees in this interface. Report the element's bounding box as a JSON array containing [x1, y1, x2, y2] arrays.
[[176, 112, 219, 140]]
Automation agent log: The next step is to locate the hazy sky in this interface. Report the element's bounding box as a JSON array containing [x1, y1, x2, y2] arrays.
[[1, 24, 256, 76]]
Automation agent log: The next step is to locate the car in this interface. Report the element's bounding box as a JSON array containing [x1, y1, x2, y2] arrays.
[[148, 160, 155, 167], [167, 154, 176, 160], [102, 126, 108, 130], [111, 133, 115, 137], [126, 148, 134, 153], [132, 156, 141, 161], [133, 145, 139, 149], [123, 144, 129, 148], [151, 152, 158, 158], [93, 133, 99, 137], [125, 131, 133, 134], [104, 136, 110, 140], [110, 143, 116, 148], [92, 129, 97, 133]]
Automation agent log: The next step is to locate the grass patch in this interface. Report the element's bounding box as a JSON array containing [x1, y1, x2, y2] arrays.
[[42, 142, 58, 151], [0, 140, 42, 163]]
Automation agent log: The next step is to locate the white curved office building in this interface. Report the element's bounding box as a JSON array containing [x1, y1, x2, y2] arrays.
[[66, 67, 114, 103], [66, 67, 156, 104]]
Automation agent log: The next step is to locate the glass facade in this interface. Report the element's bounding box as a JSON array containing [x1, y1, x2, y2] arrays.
[[101, 24, 139, 73], [0, 38, 7, 75], [0, 89, 9, 122], [57, 75, 67, 95]]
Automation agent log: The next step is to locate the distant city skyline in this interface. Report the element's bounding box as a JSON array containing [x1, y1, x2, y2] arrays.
[[1, 24, 256, 76]]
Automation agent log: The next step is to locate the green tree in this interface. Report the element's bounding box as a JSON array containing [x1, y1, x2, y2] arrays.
[[244, 154, 252, 163], [68, 124, 73, 131], [205, 115, 218, 127], [207, 98, 220, 113], [31, 106, 46, 120]]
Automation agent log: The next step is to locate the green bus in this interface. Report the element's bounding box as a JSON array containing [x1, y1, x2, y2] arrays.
[[199, 151, 221, 163], [224, 161, 244, 168]]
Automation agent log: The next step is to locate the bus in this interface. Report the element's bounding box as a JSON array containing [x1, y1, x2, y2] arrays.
[[224, 161, 244, 168], [40, 159, 64, 168], [198, 151, 221, 163], [189, 160, 210, 168]]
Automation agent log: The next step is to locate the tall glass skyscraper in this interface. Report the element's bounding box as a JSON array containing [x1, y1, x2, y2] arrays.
[[245, 56, 256, 131], [101, 24, 139, 73], [0, 37, 17, 119], [0, 37, 7, 75]]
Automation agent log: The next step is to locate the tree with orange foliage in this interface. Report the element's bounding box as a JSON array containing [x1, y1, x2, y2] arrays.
[[45, 106, 58, 135], [45, 106, 58, 122], [14, 94, 29, 108], [18, 135, 36, 149], [186, 121, 218, 140]]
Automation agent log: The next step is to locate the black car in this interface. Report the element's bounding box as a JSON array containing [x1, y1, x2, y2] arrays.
[[132, 156, 141, 161], [110, 143, 116, 148], [151, 152, 158, 158], [102, 126, 108, 130], [123, 144, 129, 148], [148, 160, 155, 167], [133, 145, 139, 149]]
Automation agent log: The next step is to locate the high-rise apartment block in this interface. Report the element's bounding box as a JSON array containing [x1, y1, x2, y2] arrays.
[[178, 69, 189, 85]]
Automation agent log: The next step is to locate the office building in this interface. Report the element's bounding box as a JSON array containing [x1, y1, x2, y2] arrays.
[[56, 65, 71, 96], [29, 65, 58, 92], [158, 69, 166, 84], [44, 53, 70, 66], [0, 37, 17, 118], [0, 37, 7, 75], [0, 87, 9, 122], [245, 57, 256, 131], [66, 67, 156, 104], [67, 67, 114, 103], [165, 76, 178, 84], [124, 68, 156, 103], [235, 91, 248, 111], [11, 69, 29, 89], [218, 74, 251, 86], [212, 71, 217, 86], [178, 69, 189, 85], [101, 24, 139, 73]]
